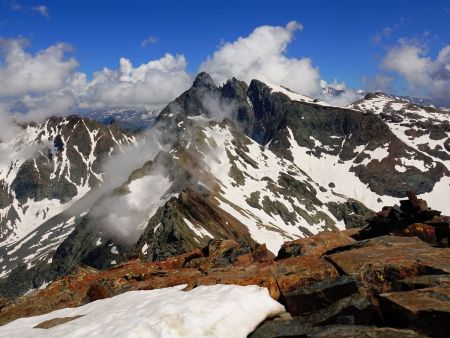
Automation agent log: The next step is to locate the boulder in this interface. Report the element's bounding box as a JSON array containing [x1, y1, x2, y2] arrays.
[[306, 325, 429, 338], [196, 263, 280, 299], [379, 285, 450, 338], [277, 231, 355, 259], [283, 276, 359, 315], [294, 295, 373, 327], [250, 322, 427, 338], [274, 256, 339, 295], [393, 223, 437, 244], [392, 275, 450, 291], [327, 236, 450, 295]]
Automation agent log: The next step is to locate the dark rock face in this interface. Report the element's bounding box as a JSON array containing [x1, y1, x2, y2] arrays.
[[282, 276, 359, 316], [251, 321, 426, 338], [246, 82, 448, 197], [327, 200, 376, 229], [379, 285, 450, 338]]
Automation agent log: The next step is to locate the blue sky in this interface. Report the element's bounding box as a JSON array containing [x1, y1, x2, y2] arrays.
[[0, 0, 449, 109]]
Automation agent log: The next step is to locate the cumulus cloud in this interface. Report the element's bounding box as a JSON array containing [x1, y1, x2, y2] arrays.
[[200, 21, 321, 97], [81, 54, 192, 110], [381, 39, 450, 105], [0, 36, 193, 122], [141, 36, 158, 47], [0, 37, 77, 96]]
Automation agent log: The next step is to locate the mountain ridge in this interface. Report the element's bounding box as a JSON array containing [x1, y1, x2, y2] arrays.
[[0, 72, 448, 299]]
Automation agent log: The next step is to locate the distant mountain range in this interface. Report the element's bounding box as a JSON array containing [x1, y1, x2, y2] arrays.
[[0, 72, 449, 299], [78, 108, 159, 131]]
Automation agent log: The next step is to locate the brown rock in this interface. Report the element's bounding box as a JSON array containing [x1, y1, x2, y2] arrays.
[[275, 256, 339, 295], [295, 294, 373, 327], [341, 227, 364, 238], [393, 223, 436, 243], [327, 236, 450, 295], [283, 276, 359, 316], [307, 325, 428, 338], [379, 285, 450, 338], [197, 263, 280, 299], [34, 315, 84, 329], [206, 239, 239, 257], [86, 282, 112, 302], [393, 275, 450, 291], [277, 231, 355, 259], [136, 268, 201, 291], [250, 322, 426, 338], [160, 248, 203, 270]]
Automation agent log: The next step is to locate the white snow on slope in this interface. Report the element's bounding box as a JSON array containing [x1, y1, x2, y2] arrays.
[[199, 123, 347, 254], [0, 284, 285, 338], [286, 128, 398, 212], [347, 94, 450, 213], [349, 94, 450, 170], [266, 82, 330, 106], [0, 119, 135, 247]]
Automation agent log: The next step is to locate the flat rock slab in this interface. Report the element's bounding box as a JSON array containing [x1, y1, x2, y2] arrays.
[[274, 256, 339, 295], [393, 274, 450, 291], [34, 315, 84, 329], [307, 325, 429, 338], [379, 285, 450, 338], [277, 231, 355, 258], [326, 236, 450, 294], [196, 263, 280, 299], [250, 323, 427, 338], [295, 294, 373, 327], [283, 276, 359, 315]]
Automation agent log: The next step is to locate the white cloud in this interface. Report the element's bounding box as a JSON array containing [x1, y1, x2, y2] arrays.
[[362, 74, 395, 93], [31, 5, 49, 18], [141, 36, 158, 47], [199, 21, 321, 97], [0, 37, 193, 120], [381, 39, 450, 105], [319, 80, 364, 107], [80, 53, 192, 110], [0, 37, 77, 96]]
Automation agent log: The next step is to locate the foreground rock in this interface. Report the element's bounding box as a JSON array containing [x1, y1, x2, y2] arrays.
[[2, 194, 450, 337], [355, 191, 450, 245], [250, 321, 427, 338], [379, 285, 450, 338]]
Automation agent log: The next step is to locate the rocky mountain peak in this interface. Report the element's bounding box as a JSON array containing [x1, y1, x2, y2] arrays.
[[192, 72, 217, 89], [221, 77, 248, 100]]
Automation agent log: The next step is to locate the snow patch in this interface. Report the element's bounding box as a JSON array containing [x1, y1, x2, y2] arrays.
[[0, 284, 285, 338]]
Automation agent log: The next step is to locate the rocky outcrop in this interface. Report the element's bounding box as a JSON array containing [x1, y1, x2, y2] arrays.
[[379, 285, 450, 338], [354, 191, 450, 245], [2, 195, 449, 337]]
